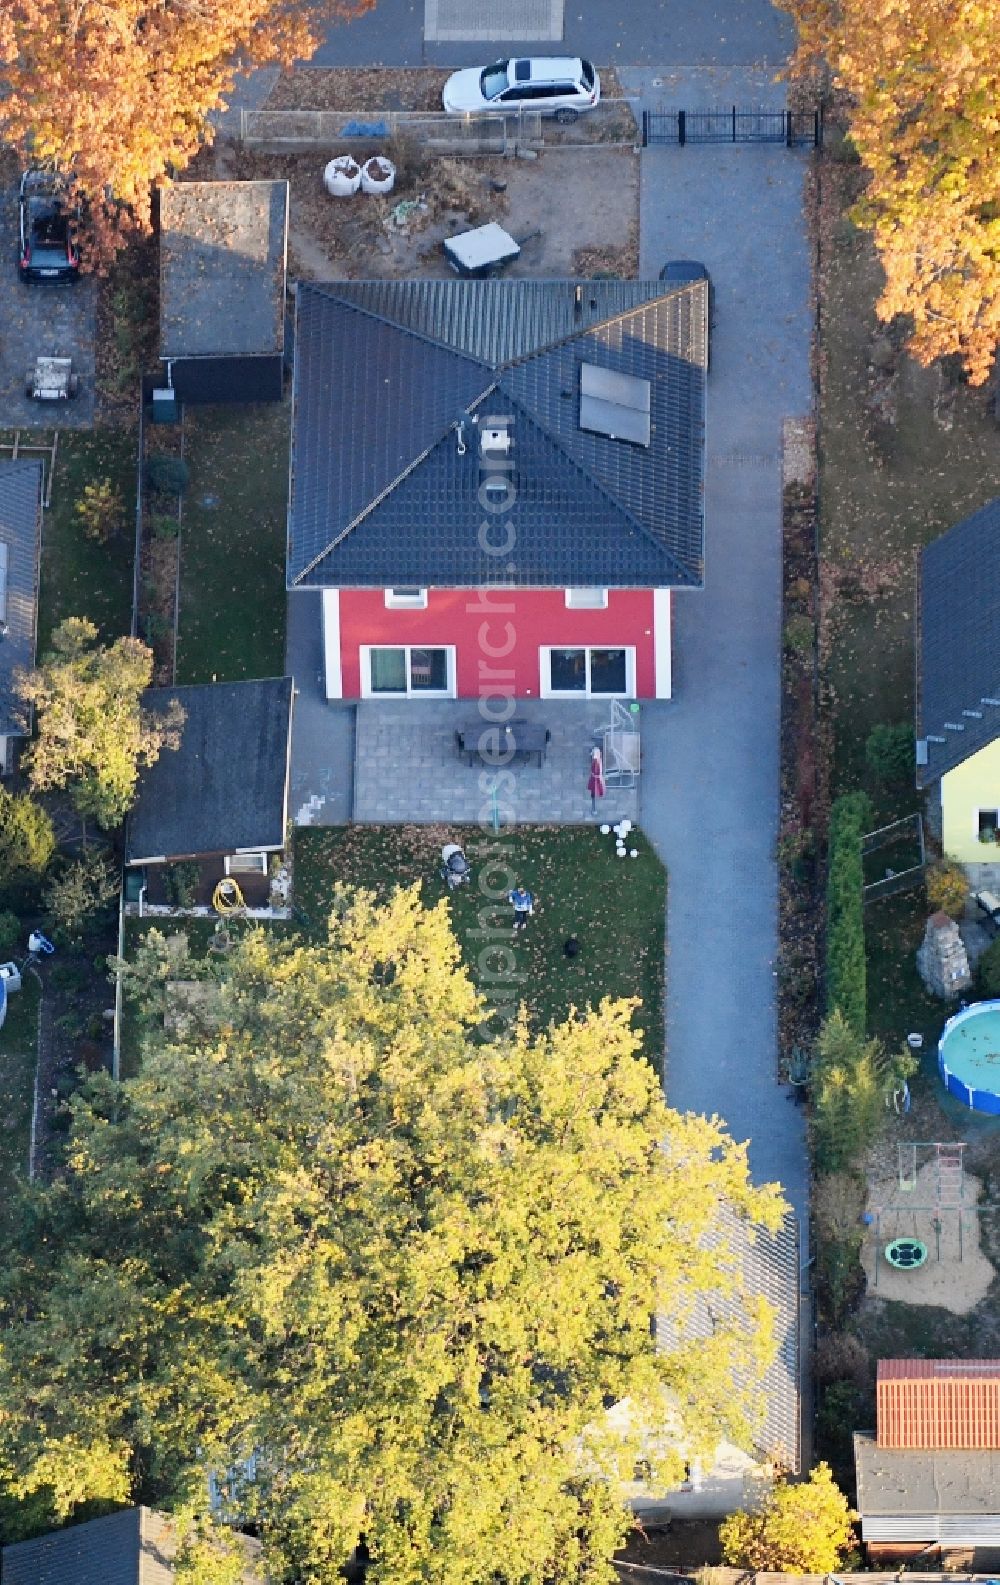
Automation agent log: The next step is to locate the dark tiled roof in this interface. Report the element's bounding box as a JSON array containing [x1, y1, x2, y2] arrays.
[[917, 498, 1000, 786], [160, 181, 288, 360], [288, 278, 706, 590], [0, 460, 42, 739], [877, 1359, 1000, 1449], [0, 1507, 174, 1585], [125, 678, 293, 863]]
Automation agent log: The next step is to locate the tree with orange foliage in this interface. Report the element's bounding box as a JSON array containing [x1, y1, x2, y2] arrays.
[[0, 0, 372, 263], [778, 0, 1000, 385]]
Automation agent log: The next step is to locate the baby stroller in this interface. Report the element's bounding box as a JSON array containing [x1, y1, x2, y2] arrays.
[[441, 842, 471, 891]]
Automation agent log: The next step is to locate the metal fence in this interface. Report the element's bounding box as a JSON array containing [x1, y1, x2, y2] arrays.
[[238, 102, 639, 153], [862, 811, 926, 904], [239, 106, 542, 154], [642, 105, 822, 149]]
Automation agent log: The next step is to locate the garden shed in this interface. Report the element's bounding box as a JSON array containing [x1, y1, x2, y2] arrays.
[[159, 180, 289, 403], [125, 677, 294, 899]]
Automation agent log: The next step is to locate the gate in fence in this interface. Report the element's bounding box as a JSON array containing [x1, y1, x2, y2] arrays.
[[642, 105, 822, 149]]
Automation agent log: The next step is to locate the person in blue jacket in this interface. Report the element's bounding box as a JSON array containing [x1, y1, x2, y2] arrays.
[[508, 884, 535, 933]]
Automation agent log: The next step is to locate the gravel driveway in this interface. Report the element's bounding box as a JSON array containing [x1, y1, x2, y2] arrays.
[[0, 188, 97, 429]]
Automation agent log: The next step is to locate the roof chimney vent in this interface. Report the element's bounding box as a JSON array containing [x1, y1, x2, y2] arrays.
[[481, 421, 511, 457]]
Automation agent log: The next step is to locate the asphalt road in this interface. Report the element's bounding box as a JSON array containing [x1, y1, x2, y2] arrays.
[[307, 0, 796, 70]]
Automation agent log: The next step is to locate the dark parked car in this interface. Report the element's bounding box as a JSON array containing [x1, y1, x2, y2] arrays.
[[18, 170, 80, 284]]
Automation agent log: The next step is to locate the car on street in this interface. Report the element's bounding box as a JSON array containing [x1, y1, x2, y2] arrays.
[[442, 57, 600, 121], [18, 169, 80, 284]]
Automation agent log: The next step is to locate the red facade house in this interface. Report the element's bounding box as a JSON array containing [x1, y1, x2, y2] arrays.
[[287, 279, 707, 703]]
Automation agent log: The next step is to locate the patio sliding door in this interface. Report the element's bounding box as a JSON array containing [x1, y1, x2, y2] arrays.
[[362, 645, 455, 698], [540, 646, 634, 698]]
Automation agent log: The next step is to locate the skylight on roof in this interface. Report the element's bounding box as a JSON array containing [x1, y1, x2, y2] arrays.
[[579, 362, 651, 447]]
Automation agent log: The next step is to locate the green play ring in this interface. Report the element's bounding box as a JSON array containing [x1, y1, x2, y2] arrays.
[[884, 1237, 928, 1270]]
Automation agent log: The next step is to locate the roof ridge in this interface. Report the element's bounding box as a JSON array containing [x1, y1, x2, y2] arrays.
[[299, 281, 493, 370], [495, 281, 690, 372], [495, 382, 698, 586], [291, 379, 501, 586]]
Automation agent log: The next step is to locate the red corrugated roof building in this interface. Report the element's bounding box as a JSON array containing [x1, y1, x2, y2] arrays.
[[877, 1359, 1000, 1449]]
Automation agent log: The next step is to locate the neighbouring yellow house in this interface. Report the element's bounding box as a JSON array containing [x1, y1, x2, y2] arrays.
[[917, 498, 1000, 882]]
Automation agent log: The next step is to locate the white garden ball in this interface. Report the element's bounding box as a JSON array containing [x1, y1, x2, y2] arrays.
[[600, 824, 611, 835], [617, 848, 627, 859], [630, 849, 639, 859], [620, 819, 632, 835]]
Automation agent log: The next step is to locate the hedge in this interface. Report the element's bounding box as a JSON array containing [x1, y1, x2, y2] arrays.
[[825, 791, 871, 1036]]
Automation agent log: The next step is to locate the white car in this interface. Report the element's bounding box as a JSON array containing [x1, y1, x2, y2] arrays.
[[442, 57, 601, 121]]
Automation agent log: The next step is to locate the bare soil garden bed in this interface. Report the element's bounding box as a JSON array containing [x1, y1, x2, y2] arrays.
[[193, 140, 639, 282]]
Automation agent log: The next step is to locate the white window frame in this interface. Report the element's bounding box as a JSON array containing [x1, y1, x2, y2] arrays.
[[384, 587, 428, 609], [225, 852, 268, 876], [976, 808, 1000, 838], [361, 644, 456, 699], [564, 587, 608, 609], [539, 646, 635, 699]]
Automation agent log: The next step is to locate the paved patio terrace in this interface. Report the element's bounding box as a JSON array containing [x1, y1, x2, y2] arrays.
[[352, 700, 640, 825]]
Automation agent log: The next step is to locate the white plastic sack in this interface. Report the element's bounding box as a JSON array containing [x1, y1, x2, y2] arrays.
[[323, 156, 362, 197], [361, 156, 396, 195]]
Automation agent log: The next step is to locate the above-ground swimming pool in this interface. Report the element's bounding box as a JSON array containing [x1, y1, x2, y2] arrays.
[[939, 1000, 1000, 1113]]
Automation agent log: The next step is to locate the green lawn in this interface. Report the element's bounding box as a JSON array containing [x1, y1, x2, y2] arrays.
[[36, 428, 137, 647], [294, 825, 666, 1061], [0, 978, 39, 1199], [865, 889, 944, 1054], [821, 201, 1000, 803], [819, 166, 1000, 1041], [175, 404, 290, 684]]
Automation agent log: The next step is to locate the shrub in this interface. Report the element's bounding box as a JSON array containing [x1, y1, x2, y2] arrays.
[[150, 512, 180, 540], [165, 860, 200, 909], [719, 1463, 856, 1573], [816, 1332, 871, 1390], [811, 1012, 917, 1174], [43, 854, 119, 946], [825, 791, 871, 1034], [0, 909, 21, 957], [783, 613, 814, 658], [926, 856, 968, 919], [75, 478, 125, 544], [142, 612, 171, 643], [977, 936, 1000, 998], [146, 454, 189, 497], [864, 721, 915, 786], [0, 787, 56, 888]]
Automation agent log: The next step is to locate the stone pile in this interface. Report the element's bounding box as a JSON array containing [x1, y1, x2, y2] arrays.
[[916, 910, 972, 998]]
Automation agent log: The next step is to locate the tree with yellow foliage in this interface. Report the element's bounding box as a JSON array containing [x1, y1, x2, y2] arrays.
[[779, 0, 1000, 384], [720, 1462, 857, 1573], [0, 887, 786, 1584], [0, 0, 371, 260]]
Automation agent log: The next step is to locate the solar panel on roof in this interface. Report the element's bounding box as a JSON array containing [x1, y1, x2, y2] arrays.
[[579, 362, 651, 446], [580, 362, 650, 412]]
